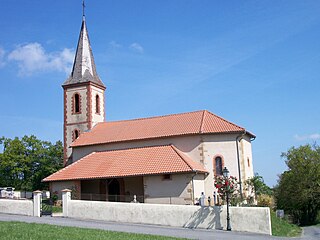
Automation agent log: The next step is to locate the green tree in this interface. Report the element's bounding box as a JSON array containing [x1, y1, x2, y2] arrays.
[[245, 173, 273, 199], [274, 144, 320, 225], [0, 135, 63, 191], [245, 173, 273, 207]]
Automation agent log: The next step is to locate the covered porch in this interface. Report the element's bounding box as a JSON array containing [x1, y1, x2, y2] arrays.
[[44, 145, 208, 204], [80, 177, 144, 202]]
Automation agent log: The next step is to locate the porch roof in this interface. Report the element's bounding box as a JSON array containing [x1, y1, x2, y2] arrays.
[[43, 145, 208, 182]]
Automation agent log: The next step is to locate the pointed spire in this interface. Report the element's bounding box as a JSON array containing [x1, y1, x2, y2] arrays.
[[63, 16, 105, 88]]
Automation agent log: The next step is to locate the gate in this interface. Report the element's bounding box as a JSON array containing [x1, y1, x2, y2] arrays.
[[41, 198, 53, 217]]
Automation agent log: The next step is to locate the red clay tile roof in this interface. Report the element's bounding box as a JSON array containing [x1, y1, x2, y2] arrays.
[[43, 145, 208, 182], [72, 110, 253, 147]]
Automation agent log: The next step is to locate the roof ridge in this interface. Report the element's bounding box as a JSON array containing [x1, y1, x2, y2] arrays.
[[170, 145, 196, 172], [94, 110, 244, 131], [205, 111, 245, 130], [199, 110, 206, 133], [103, 110, 205, 124]]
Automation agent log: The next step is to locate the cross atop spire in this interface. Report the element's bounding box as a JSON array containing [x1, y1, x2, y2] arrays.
[[63, 13, 105, 89], [82, 0, 85, 19]]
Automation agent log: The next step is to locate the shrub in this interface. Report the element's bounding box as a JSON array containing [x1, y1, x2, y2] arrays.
[[257, 194, 274, 208]]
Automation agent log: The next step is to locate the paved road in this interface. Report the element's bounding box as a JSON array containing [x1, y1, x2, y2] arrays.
[[0, 213, 318, 240], [301, 226, 320, 240]]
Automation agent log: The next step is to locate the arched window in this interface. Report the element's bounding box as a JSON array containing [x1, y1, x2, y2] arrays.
[[95, 94, 100, 114], [215, 156, 223, 176], [74, 130, 79, 139], [73, 129, 80, 141], [74, 93, 80, 113]]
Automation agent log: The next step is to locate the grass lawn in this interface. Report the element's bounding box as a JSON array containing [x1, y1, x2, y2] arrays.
[[0, 221, 184, 240], [270, 211, 302, 237]]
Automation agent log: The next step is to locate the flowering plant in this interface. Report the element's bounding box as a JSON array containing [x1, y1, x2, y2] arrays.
[[214, 175, 239, 197]]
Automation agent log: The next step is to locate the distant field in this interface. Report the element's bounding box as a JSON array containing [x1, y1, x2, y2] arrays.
[[0, 221, 184, 240]]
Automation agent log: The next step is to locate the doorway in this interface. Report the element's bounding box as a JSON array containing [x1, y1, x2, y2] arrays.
[[108, 179, 120, 202]]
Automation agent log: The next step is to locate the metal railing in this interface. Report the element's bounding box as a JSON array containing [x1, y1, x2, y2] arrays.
[[80, 194, 144, 203]]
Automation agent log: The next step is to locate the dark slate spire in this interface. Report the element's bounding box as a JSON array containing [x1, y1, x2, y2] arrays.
[[63, 17, 105, 88]]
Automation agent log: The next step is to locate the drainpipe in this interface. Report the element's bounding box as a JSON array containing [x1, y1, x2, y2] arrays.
[[236, 131, 246, 200], [191, 171, 197, 205]]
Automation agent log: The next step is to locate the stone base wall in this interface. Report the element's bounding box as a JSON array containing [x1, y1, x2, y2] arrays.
[[66, 200, 271, 235], [0, 199, 33, 216]]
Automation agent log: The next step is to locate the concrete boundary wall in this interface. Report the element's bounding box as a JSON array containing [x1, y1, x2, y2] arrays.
[[0, 191, 42, 217], [0, 199, 33, 216], [66, 199, 271, 235]]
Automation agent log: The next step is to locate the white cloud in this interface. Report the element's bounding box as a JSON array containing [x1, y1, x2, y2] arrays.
[[8, 42, 74, 76], [0, 47, 5, 67], [109, 41, 122, 49], [294, 133, 320, 141], [130, 42, 144, 53]]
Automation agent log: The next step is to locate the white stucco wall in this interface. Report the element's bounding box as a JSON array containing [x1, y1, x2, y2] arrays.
[[193, 174, 205, 200], [71, 133, 254, 201], [65, 86, 88, 160], [91, 86, 105, 126], [240, 136, 254, 182], [0, 199, 33, 216], [199, 134, 254, 198], [65, 86, 88, 123], [144, 174, 194, 204], [65, 123, 89, 160], [72, 135, 202, 164], [201, 134, 240, 197], [64, 85, 105, 161], [237, 136, 255, 198], [66, 200, 271, 235]]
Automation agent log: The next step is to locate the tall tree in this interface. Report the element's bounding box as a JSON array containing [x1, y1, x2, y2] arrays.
[[0, 135, 63, 191], [275, 144, 320, 225]]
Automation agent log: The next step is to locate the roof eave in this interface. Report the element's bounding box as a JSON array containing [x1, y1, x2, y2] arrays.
[[42, 170, 208, 182], [245, 130, 256, 139], [62, 80, 106, 90]]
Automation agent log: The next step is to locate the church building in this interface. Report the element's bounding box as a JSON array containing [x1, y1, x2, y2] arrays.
[[44, 14, 255, 205]]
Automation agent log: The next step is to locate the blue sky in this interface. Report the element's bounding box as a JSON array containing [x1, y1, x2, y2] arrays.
[[0, 0, 319, 186]]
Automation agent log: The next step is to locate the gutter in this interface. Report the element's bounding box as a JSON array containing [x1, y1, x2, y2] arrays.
[[191, 171, 197, 205]]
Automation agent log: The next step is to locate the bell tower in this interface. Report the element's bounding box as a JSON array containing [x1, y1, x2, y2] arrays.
[[62, 14, 106, 165]]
